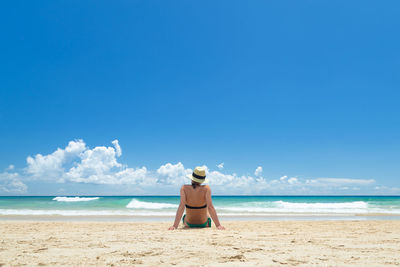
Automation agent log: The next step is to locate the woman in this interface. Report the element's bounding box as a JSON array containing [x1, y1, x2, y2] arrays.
[[168, 167, 225, 230]]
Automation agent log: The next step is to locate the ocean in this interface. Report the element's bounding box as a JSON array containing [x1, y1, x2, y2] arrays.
[[1, 196, 400, 221]]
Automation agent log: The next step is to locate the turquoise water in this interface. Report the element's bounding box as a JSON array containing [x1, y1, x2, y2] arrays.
[[1, 196, 400, 219]]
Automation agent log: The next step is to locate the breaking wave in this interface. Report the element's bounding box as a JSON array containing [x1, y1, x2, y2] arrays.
[[219, 201, 371, 214], [0, 209, 175, 216], [53, 197, 100, 202], [126, 199, 178, 209]]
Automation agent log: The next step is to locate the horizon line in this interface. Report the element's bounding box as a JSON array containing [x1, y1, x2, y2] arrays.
[[2, 195, 400, 197]]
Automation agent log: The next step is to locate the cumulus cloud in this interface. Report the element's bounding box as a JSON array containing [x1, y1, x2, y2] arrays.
[[112, 140, 122, 157], [0, 171, 27, 193], [156, 162, 191, 185], [2, 139, 389, 195], [280, 176, 287, 181], [23, 139, 151, 185], [66, 144, 122, 183], [315, 178, 375, 185], [7, 165, 15, 170], [26, 139, 86, 179], [208, 171, 235, 186], [248, 175, 378, 195], [254, 166, 263, 177], [207, 170, 271, 194], [65, 141, 152, 185]]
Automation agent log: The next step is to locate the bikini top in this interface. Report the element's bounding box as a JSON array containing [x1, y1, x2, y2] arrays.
[[185, 204, 207, 209]]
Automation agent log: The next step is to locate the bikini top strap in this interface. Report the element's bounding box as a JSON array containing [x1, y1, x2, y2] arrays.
[[185, 204, 207, 209]]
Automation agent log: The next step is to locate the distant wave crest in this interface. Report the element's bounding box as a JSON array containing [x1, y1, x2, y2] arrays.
[[0, 209, 175, 216], [126, 199, 178, 209], [220, 201, 370, 213], [53, 197, 100, 202], [276, 201, 368, 209]]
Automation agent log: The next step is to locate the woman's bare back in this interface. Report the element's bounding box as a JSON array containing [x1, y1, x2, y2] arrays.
[[183, 184, 209, 224], [168, 167, 225, 230]]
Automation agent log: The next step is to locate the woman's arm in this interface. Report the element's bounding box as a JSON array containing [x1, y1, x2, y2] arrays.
[[205, 186, 225, 230], [168, 186, 186, 230]]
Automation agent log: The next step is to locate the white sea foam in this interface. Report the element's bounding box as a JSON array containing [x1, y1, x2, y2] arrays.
[[53, 197, 100, 202], [0, 209, 175, 216], [2, 199, 400, 217], [219, 201, 371, 214], [1, 208, 399, 217], [126, 199, 178, 209], [276, 200, 368, 210]]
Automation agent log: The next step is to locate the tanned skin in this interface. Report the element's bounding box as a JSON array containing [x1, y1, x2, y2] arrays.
[[168, 184, 225, 230]]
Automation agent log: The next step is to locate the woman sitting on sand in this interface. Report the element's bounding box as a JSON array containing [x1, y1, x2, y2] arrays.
[[168, 167, 225, 230]]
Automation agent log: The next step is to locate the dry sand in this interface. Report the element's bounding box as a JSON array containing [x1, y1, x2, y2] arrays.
[[0, 220, 399, 266]]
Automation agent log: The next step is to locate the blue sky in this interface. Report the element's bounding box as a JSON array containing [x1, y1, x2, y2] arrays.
[[1, 1, 399, 195]]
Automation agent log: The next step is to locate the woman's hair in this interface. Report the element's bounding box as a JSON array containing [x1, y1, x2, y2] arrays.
[[191, 180, 200, 189]]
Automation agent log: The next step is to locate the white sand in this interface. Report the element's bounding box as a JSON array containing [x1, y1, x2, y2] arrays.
[[1, 220, 400, 266]]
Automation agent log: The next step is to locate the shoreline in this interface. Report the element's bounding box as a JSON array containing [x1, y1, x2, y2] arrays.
[[1, 220, 399, 266], [1, 213, 400, 222]]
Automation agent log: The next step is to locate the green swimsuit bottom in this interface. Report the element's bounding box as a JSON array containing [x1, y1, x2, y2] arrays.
[[183, 203, 211, 228], [182, 214, 212, 228]]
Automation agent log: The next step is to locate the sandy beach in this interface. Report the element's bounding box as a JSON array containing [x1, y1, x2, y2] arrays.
[[0, 220, 399, 266]]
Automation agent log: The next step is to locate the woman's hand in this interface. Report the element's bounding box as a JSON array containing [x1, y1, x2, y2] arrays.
[[216, 225, 225, 230], [168, 226, 177, 230]]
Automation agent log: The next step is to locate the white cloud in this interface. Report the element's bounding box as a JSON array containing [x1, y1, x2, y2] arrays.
[[2, 139, 391, 195], [7, 165, 15, 170], [26, 139, 86, 179], [207, 170, 271, 194], [157, 162, 191, 185], [315, 178, 375, 185], [111, 166, 150, 185], [0, 172, 27, 193], [24, 139, 151, 185], [373, 185, 400, 194], [64, 139, 87, 154], [157, 162, 186, 177], [254, 166, 263, 176], [64, 141, 152, 185], [26, 148, 65, 178], [66, 144, 122, 183], [208, 171, 235, 186], [112, 140, 122, 157]]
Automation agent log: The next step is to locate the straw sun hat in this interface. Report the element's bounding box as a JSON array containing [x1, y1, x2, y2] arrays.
[[187, 166, 209, 184]]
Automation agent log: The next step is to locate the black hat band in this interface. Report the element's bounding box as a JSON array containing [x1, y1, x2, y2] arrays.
[[192, 172, 206, 180]]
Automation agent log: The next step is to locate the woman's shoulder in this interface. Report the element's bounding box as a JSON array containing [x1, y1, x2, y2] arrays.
[[182, 184, 210, 190]]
